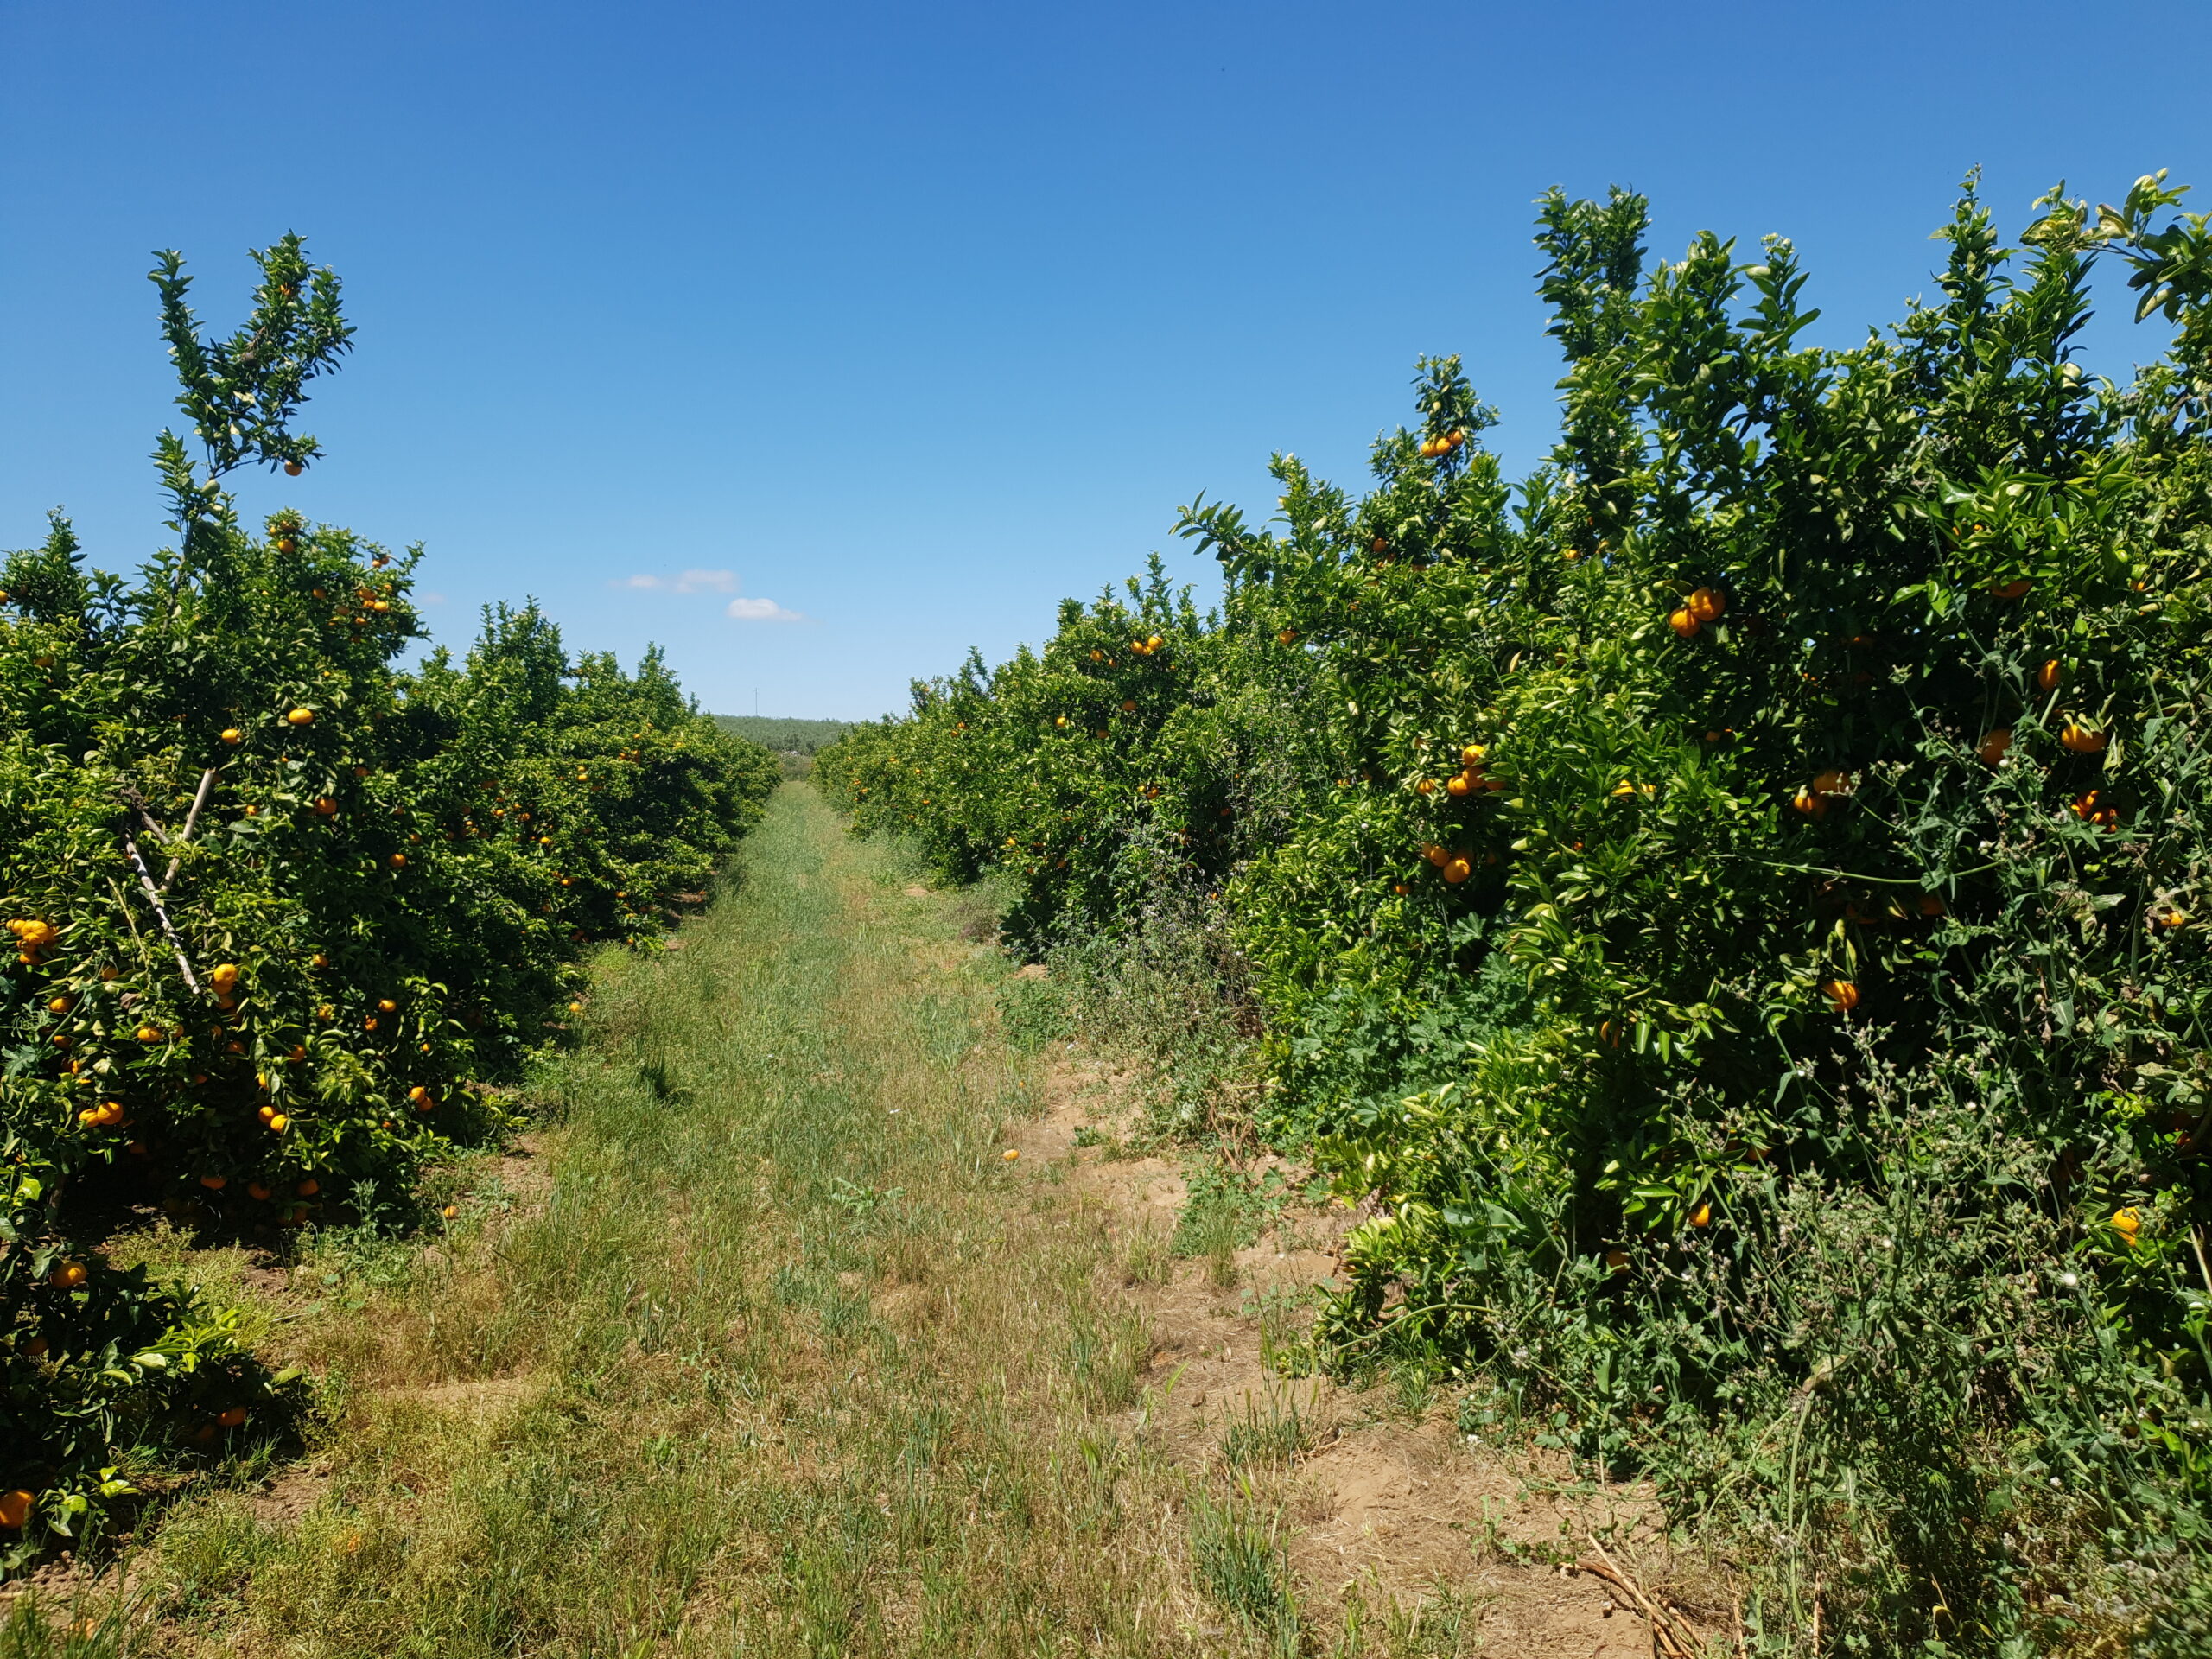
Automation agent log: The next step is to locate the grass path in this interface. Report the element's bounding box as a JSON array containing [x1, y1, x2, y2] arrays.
[[124, 784, 1230, 1657]]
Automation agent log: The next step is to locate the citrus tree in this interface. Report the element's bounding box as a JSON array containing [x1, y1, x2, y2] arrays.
[[819, 175, 2212, 1648], [1, 238, 774, 1567]]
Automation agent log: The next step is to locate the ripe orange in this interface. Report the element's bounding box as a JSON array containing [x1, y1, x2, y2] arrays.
[[1605, 1249, 1630, 1272], [1987, 578, 2031, 599], [0, 1491, 31, 1529], [220, 728, 244, 745], [1686, 586, 1725, 622], [1791, 786, 1826, 819], [1668, 607, 1700, 639], [297, 1179, 319, 1198], [136, 1024, 164, 1043], [314, 796, 338, 816], [443, 1204, 460, 1220], [1919, 893, 1947, 918], [1277, 629, 1297, 645], [267, 1113, 289, 1134], [284, 459, 303, 476], [1415, 778, 1435, 795], [1821, 979, 1859, 1014], [218, 1407, 247, 1427], [1688, 1203, 1712, 1229], [51, 1260, 88, 1290], [248, 1182, 272, 1201], [286, 707, 315, 727], [2111, 1206, 2141, 1242], [390, 852, 407, 868], [1002, 1147, 1020, 1162], [1445, 773, 1472, 798], [2037, 658, 2062, 691], [1442, 855, 1472, 885], [1976, 728, 2013, 765], [2060, 720, 2108, 753], [1423, 844, 1448, 867]]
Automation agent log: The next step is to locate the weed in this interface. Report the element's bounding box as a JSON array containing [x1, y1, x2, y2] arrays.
[[1218, 1394, 1313, 1469], [1189, 1480, 1301, 1655]]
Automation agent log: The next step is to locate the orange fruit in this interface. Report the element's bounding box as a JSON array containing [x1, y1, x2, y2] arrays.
[[1988, 578, 2031, 599], [2060, 720, 2108, 753], [1423, 844, 1448, 867], [1002, 1148, 1020, 1162], [1976, 728, 2013, 765], [218, 1407, 247, 1427], [1688, 1203, 1712, 1229], [200, 1173, 227, 1190], [2111, 1206, 2141, 1242], [137, 1024, 164, 1044], [1791, 787, 1826, 819], [286, 707, 315, 727], [1668, 607, 1700, 639], [297, 1179, 319, 1198], [1809, 770, 1850, 799], [1686, 587, 1725, 622], [1415, 778, 1435, 795], [1821, 979, 1859, 1014], [48, 995, 72, 1014], [1605, 1249, 1630, 1272], [2037, 659, 2062, 691], [51, 1260, 88, 1289], [220, 728, 244, 745], [314, 796, 339, 817], [284, 459, 303, 476], [1445, 773, 1472, 798], [1442, 856, 1472, 885], [390, 853, 407, 868], [1919, 893, 1947, 918], [0, 1491, 31, 1529], [1277, 629, 1297, 645], [267, 1113, 289, 1134], [247, 1182, 272, 1201]]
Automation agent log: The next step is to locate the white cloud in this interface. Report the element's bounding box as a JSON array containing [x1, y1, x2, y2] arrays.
[[727, 595, 803, 622], [618, 568, 738, 594]]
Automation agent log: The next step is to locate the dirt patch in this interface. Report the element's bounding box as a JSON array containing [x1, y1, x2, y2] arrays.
[[248, 1461, 334, 1528], [1009, 1046, 1707, 1655], [492, 1131, 556, 1208]]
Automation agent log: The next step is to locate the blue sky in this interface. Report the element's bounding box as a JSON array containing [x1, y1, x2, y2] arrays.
[[3, 2, 2206, 721]]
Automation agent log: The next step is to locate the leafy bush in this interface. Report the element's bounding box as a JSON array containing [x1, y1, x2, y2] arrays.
[[819, 174, 2212, 1649], [1, 238, 776, 1567]]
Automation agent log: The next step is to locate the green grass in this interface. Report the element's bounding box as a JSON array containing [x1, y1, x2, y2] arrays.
[[14, 785, 1320, 1657]]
